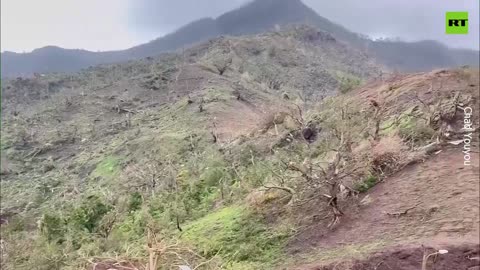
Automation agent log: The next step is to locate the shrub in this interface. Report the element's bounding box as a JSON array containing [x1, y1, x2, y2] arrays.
[[117, 209, 150, 239], [398, 118, 435, 144], [181, 164, 228, 218], [40, 213, 66, 243], [69, 195, 112, 233], [355, 175, 378, 193], [128, 192, 143, 213]]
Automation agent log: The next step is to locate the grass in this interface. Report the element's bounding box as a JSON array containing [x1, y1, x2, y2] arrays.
[[380, 113, 435, 144], [92, 156, 121, 179], [380, 117, 399, 135], [355, 175, 378, 193], [181, 206, 289, 268], [398, 118, 435, 144]]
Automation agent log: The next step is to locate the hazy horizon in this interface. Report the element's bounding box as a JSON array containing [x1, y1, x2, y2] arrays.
[[1, 0, 478, 53]]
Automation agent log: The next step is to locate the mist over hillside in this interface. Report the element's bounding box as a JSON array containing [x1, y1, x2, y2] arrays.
[[2, 0, 478, 77]]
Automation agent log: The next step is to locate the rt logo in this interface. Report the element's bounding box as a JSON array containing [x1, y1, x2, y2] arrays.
[[446, 12, 468, 34]]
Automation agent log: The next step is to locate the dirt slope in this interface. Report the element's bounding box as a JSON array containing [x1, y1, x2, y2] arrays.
[[285, 68, 480, 269], [292, 147, 478, 248], [307, 243, 479, 270], [290, 147, 478, 268]]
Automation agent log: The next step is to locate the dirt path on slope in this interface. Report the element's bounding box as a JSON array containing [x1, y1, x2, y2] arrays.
[[289, 146, 479, 269], [304, 243, 479, 270]]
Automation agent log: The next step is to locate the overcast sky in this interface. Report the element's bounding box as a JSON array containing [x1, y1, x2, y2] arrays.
[[1, 0, 478, 53]]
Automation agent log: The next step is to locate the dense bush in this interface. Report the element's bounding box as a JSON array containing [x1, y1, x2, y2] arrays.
[[68, 195, 112, 233]]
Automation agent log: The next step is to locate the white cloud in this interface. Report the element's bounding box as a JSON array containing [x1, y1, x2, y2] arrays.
[[303, 0, 479, 50], [1, 0, 159, 52]]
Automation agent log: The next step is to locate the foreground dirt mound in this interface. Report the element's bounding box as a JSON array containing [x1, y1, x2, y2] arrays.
[[308, 244, 479, 270]]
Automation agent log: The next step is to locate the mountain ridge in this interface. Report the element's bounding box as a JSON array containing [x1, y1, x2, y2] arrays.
[[1, 0, 478, 77]]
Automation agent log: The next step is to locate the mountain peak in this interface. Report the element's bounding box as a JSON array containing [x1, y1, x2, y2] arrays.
[[248, 0, 311, 14], [29, 46, 61, 53], [216, 0, 315, 35], [249, 0, 303, 5]]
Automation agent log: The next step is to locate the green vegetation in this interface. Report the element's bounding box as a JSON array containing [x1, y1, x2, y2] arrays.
[[334, 72, 362, 93], [355, 175, 378, 193], [381, 113, 435, 144], [92, 156, 121, 179], [397, 118, 435, 144], [69, 195, 112, 233], [182, 206, 289, 268], [39, 195, 112, 242], [40, 213, 66, 243], [1, 28, 473, 270], [128, 192, 143, 213]]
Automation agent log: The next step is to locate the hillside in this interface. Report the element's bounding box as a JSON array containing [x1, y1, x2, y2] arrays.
[[290, 69, 480, 269], [1, 25, 479, 270], [1, 0, 478, 77], [368, 40, 480, 72]]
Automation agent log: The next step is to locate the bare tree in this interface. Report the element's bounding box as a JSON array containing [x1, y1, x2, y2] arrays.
[[213, 56, 233, 76], [259, 100, 369, 228], [123, 159, 165, 197]]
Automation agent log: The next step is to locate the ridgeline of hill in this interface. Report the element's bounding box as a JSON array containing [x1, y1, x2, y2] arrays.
[[1, 0, 478, 78]]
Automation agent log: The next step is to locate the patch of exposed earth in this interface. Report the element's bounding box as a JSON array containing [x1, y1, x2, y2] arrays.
[[289, 147, 479, 269]]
